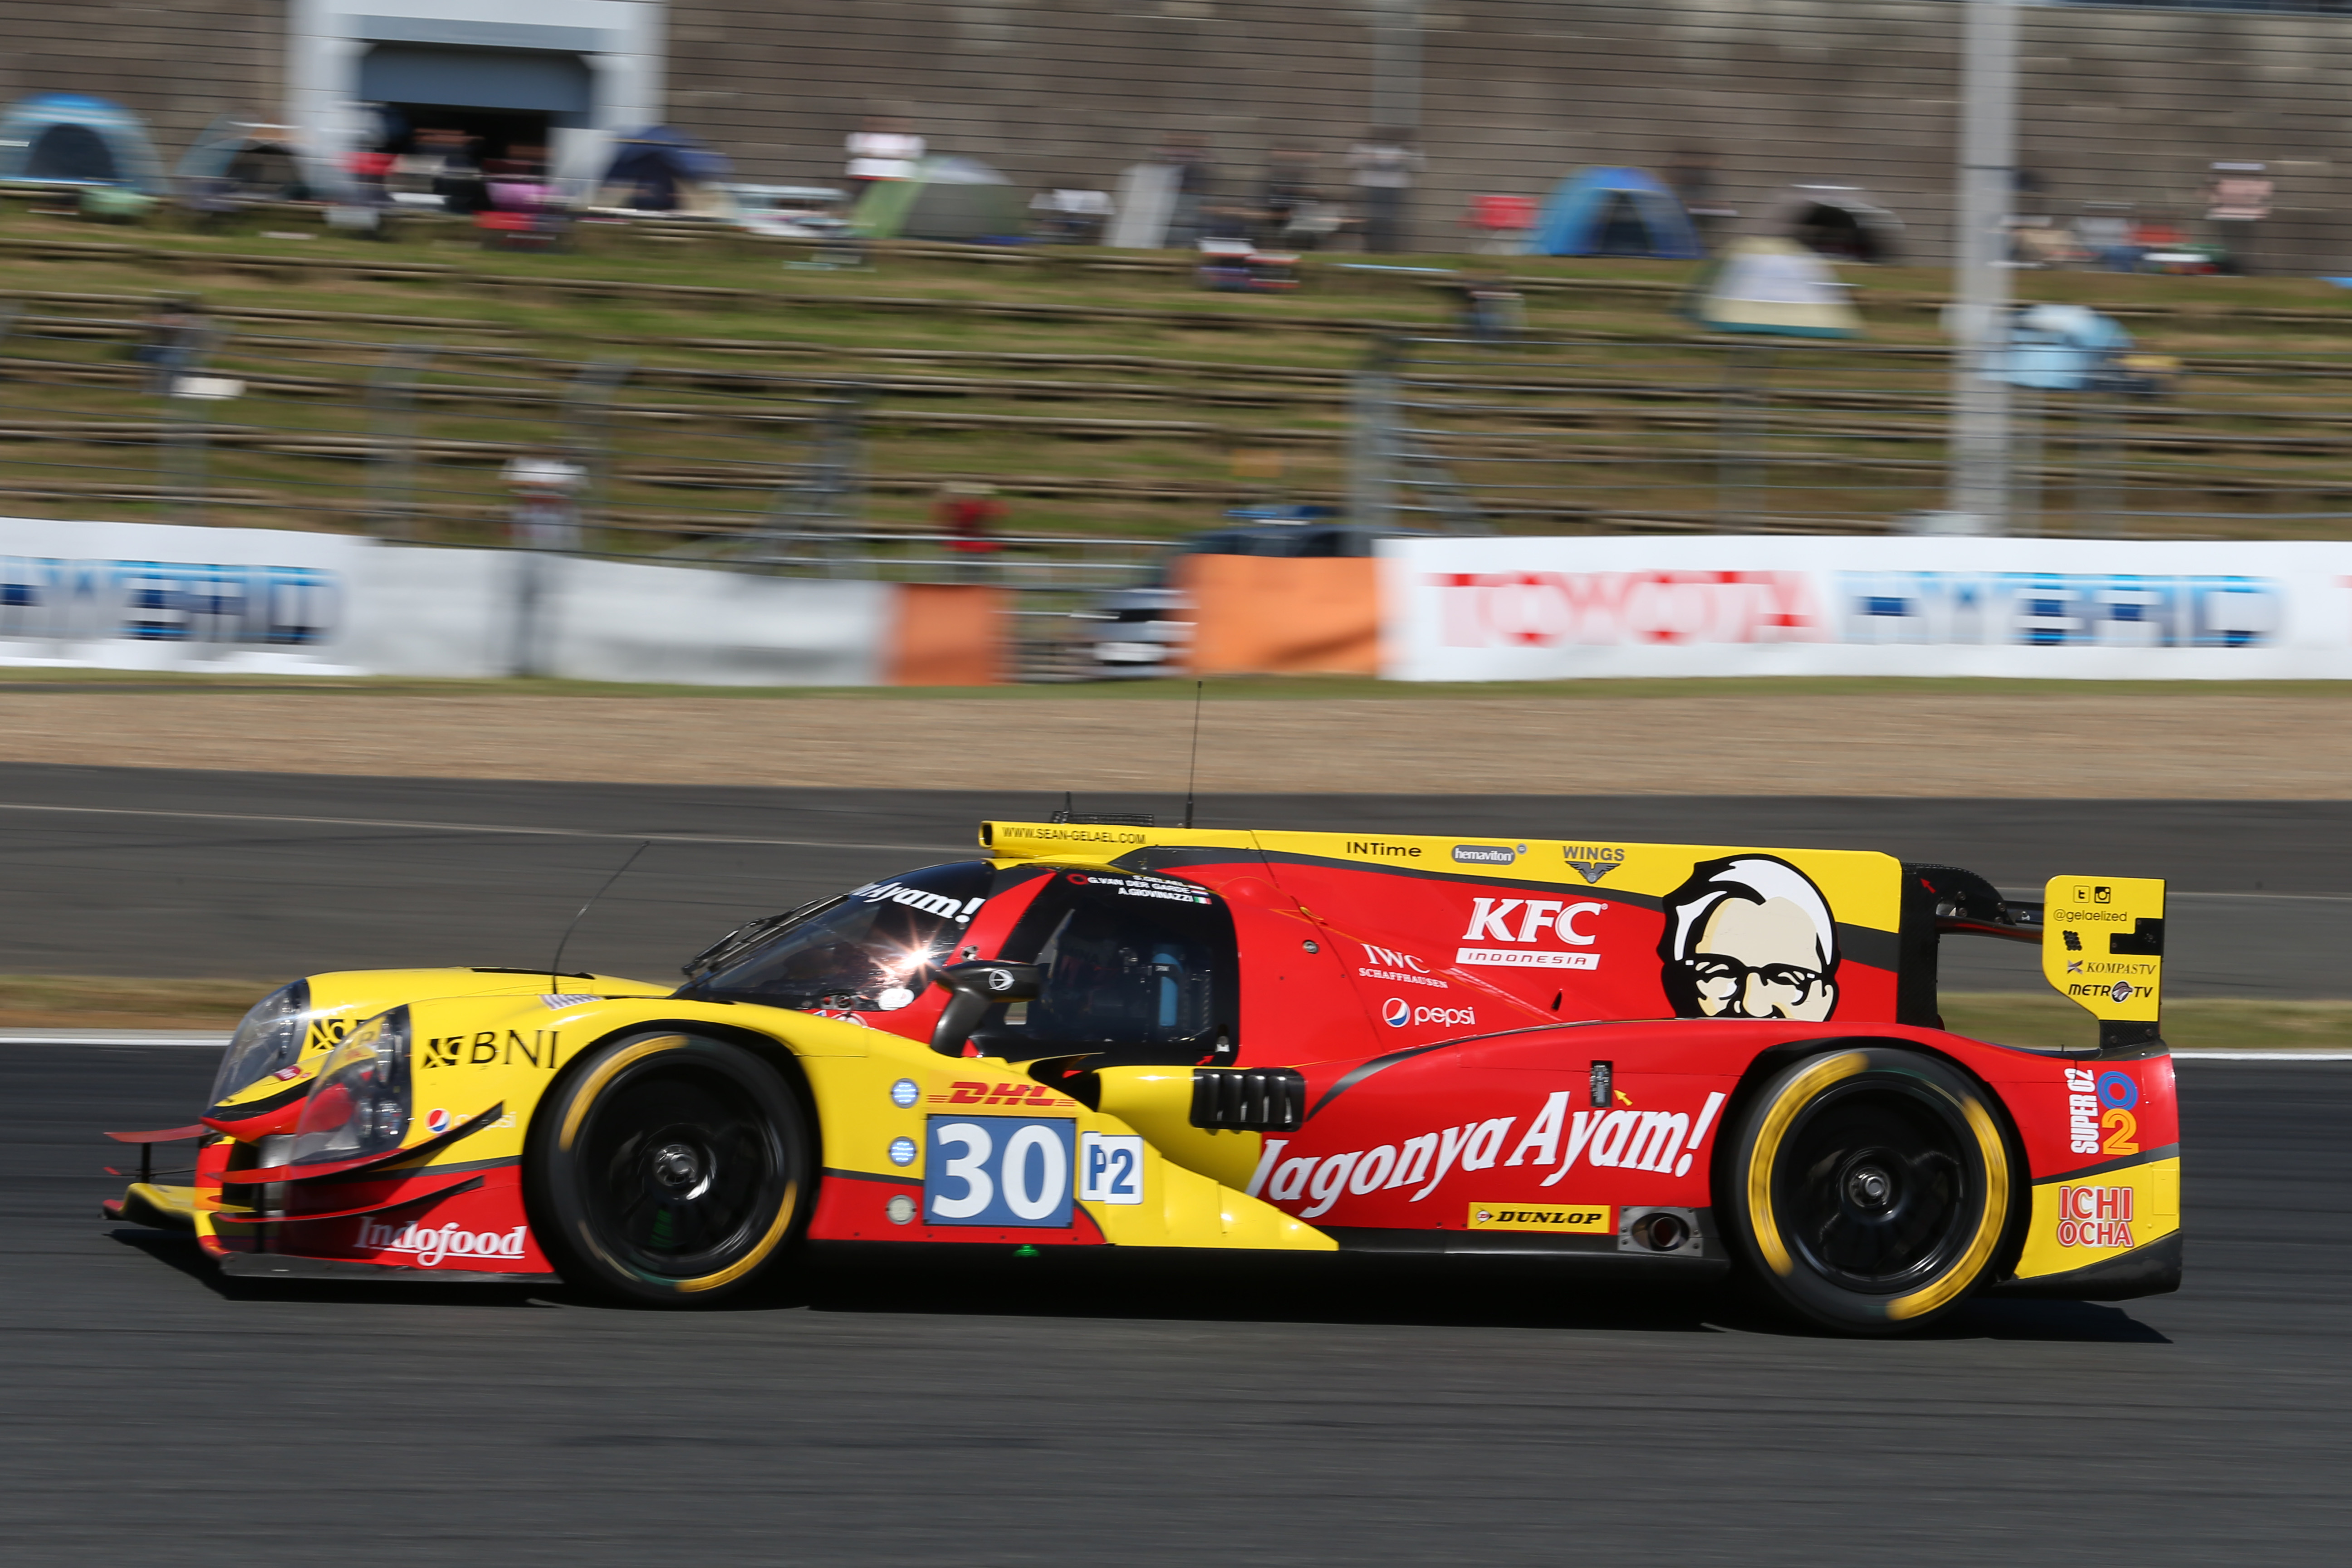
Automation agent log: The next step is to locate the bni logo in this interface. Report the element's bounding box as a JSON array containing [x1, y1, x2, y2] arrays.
[[1382, 997, 1411, 1027]]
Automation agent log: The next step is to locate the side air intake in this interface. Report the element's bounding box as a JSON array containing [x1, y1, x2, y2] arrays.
[[1190, 1068, 1306, 1132]]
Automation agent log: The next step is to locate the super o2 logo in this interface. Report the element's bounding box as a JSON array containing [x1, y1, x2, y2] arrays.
[[2097, 1071, 2139, 1110]]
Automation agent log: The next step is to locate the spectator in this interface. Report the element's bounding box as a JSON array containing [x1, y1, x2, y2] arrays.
[[132, 297, 204, 395], [504, 446, 587, 552], [421, 127, 489, 216], [1030, 184, 1113, 244], [1161, 134, 1214, 247], [1261, 145, 1317, 245], [846, 115, 925, 204], [1348, 129, 1422, 253], [934, 482, 1005, 581]]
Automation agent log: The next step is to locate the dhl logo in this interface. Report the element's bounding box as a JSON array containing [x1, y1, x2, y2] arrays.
[[928, 1081, 1068, 1108]]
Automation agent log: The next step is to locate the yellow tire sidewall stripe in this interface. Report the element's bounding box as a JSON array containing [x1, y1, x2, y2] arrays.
[[1745, 1050, 2011, 1322], [558, 1034, 688, 1152], [1746, 1051, 1869, 1278], [554, 1032, 800, 1294]]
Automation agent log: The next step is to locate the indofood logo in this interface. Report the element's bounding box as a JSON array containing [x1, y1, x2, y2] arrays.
[[355, 1216, 527, 1266]]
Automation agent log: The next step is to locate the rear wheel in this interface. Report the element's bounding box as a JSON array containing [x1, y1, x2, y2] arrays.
[[527, 1033, 810, 1305], [1723, 1046, 2015, 1334]]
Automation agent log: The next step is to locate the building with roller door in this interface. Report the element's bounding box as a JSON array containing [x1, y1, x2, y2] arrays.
[[5, 1, 2352, 265]]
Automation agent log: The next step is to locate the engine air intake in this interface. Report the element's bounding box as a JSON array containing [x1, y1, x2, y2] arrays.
[[1190, 1067, 1306, 1132]]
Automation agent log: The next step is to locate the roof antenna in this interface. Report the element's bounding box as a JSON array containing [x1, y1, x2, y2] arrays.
[[1183, 678, 1204, 830], [552, 840, 650, 992]]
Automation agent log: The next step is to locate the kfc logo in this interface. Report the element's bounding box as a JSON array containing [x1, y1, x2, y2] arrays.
[[1456, 897, 1604, 970]]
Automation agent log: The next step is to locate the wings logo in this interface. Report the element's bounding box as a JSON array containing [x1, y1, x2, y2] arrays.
[[1561, 845, 1627, 884], [1382, 997, 1411, 1027]]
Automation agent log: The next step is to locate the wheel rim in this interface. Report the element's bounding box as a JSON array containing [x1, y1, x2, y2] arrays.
[[578, 1063, 784, 1280], [1774, 1083, 1979, 1293]]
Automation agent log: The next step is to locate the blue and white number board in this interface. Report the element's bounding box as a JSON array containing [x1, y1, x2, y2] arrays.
[[925, 1116, 1076, 1228]]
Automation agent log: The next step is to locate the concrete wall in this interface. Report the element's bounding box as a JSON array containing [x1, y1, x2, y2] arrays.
[[664, 0, 2352, 265], [0, 0, 283, 163], [9, 1, 2352, 266]]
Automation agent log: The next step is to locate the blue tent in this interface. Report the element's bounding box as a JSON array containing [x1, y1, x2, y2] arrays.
[[1528, 167, 1702, 259], [0, 93, 166, 193], [1992, 304, 2134, 391], [599, 126, 729, 211]]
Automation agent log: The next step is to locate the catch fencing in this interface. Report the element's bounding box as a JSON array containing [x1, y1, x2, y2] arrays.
[[1351, 333, 2352, 539]]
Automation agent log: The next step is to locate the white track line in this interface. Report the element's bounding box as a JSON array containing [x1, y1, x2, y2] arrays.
[[0, 1030, 227, 1047], [0, 799, 964, 853], [1, 1031, 2344, 1061], [2172, 1050, 2352, 1061]]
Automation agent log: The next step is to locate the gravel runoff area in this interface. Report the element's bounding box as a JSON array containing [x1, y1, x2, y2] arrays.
[[0, 687, 2347, 796]]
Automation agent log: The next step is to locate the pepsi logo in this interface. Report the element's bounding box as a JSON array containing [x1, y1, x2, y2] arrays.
[[1382, 997, 1411, 1027], [424, 1107, 451, 1136]]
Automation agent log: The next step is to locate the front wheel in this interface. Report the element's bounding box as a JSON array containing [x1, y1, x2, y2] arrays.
[[1723, 1046, 2016, 1334], [526, 1032, 811, 1305]]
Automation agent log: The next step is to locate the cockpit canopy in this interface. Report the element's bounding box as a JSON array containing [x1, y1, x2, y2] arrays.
[[680, 862, 992, 1013], [677, 860, 1239, 1065]]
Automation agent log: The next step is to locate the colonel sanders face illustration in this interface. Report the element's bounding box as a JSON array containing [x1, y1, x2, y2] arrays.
[[1658, 855, 1839, 1021]]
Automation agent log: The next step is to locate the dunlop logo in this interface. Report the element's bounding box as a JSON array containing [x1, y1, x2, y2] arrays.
[[1467, 1202, 1611, 1233]]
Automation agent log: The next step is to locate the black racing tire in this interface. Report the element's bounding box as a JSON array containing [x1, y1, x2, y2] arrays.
[[525, 1032, 811, 1306], [1722, 1045, 2015, 1335]]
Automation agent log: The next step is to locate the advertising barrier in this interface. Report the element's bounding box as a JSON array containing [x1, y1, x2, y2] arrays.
[[0, 517, 1001, 685], [1382, 535, 2352, 681], [1179, 554, 1380, 677]]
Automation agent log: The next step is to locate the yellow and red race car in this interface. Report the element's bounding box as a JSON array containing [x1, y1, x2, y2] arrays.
[[107, 816, 2179, 1333]]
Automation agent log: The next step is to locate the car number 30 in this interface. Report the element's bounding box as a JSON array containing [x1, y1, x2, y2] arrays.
[[925, 1117, 1077, 1227]]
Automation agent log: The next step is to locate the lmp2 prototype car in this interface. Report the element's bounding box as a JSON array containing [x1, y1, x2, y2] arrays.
[[107, 815, 2180, 1334]]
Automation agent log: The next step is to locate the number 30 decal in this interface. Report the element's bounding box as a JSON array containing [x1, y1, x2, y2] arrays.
[[925, 1117, 1075, 1227]]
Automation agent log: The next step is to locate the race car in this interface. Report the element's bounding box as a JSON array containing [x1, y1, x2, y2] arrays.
[[106, 815, 2180, 1334]]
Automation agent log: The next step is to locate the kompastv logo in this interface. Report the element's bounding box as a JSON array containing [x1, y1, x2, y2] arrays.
[[0, 557, 340, 645]]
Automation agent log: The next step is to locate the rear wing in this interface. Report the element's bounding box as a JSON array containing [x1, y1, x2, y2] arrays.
[[1906, 863, 2165, 1053]]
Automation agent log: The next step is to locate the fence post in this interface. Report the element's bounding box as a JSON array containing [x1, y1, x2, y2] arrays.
[[159, 323, 229, 527], [759, 384, 866, 573], [1351, 337, 1401, 530], [365, 343, 434, 539], [1715, 344, 1772, 530], [561, 359, 632, 543]]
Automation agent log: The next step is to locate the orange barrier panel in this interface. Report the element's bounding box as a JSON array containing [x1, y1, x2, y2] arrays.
[[885, 583, 1006, 686], [1180, 554, 1380, 676]]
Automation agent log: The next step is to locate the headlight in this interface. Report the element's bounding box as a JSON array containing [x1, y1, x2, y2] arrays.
[[209, 980, 313, 1105], [289, 1007, 412, 1167]]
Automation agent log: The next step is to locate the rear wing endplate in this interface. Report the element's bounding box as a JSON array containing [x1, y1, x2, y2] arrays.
[[2041, 875, 2166, 1052]]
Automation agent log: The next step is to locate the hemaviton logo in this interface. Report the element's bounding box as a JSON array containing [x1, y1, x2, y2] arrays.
[[1452, 844, 1516, 865]]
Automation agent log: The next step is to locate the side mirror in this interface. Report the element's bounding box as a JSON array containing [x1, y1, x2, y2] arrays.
[[929, 960, 1042, 1056]]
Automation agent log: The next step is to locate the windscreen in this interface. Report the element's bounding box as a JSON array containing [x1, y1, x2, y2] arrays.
[[988, 871, 1239, 1063], [681, 862, 994, 1012]]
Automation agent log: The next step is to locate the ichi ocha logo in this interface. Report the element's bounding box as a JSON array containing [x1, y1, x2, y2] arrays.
[[355, 1216, 527, 1266], [1384, 998, 1478, 1029]]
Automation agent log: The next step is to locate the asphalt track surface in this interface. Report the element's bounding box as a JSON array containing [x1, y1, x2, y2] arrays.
[[0, 762, 2349, 995], [4, 765, 2351, 1564], [4, 1049, 2344, 1565]]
